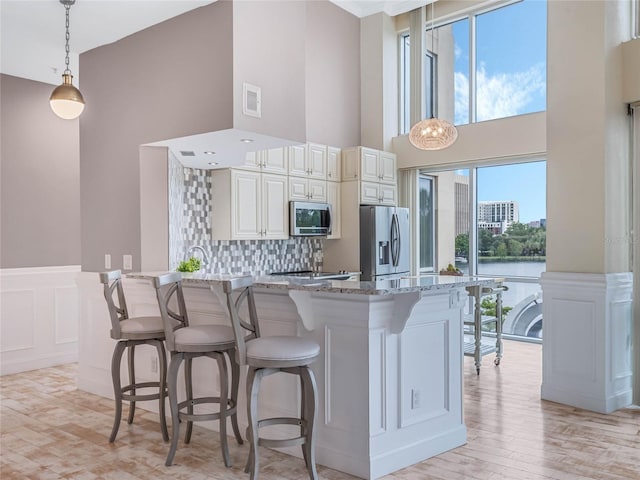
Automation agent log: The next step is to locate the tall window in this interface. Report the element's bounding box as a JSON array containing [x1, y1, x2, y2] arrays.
[[400, 33, 411, 134], [423, 160, 546, 341], [419, 175, 435, 272], [399, 0, 546, 131]]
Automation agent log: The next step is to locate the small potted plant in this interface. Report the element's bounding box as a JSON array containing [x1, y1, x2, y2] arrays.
[[439, 263, 463, 276], [176, 256, 202, 273]]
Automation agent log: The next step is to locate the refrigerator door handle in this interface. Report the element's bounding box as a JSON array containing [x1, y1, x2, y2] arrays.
[[391, 213, 400, 267]]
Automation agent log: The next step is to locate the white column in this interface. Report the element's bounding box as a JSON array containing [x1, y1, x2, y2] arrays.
[[543, 0, 634, 413]]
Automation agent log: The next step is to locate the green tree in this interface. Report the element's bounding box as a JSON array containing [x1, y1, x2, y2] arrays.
[[478, 229, 495, 256], [507, 239, 524, 256], [455, 233, 469, 257], [495, 242, 508, 257]]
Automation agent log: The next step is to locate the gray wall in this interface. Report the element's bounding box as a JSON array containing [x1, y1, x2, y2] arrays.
[[305, 1, 361, 147], [0, 74, 81, 268], [79, 1, 234, 272], [80, 0, 361, 272]]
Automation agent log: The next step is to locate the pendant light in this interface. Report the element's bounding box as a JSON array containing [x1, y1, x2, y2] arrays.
[[409, 1, 457, 150], [50, 0, 85, 120]]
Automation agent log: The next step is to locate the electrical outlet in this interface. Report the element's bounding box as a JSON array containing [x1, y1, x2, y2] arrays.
[[150, 357, 158, 374], [411, 389, 421, 409], [123, 254, 132, 271], [104, 254, 111, 269]]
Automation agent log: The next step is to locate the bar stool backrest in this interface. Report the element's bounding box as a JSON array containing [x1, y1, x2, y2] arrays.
[[221, 276, 260, 366], [99, 270, 129, 339], [153, 272, 189, 352]]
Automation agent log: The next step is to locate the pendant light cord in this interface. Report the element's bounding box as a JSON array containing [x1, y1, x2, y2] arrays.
[[430, 1, 436, 119], [64, 2, 71, 75]]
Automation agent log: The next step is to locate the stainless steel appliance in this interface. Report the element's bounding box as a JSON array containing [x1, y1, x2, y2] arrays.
[[360, 205, 410, 281], [289, 201, 332, 237]]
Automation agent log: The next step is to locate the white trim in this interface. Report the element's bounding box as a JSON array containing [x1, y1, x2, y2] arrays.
[[540, 272, 633, 413], [1, 266, 80, 376], [0, 265, 81, 276]]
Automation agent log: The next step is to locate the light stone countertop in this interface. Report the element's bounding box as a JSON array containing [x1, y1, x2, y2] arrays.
[[128, 271, 499, 296]]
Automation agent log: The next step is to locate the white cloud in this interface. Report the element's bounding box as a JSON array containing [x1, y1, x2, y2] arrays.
[[454, 63, 546, 125]]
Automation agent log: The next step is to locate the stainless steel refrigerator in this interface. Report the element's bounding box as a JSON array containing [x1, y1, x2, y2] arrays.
[[360, 205, 410, 281]]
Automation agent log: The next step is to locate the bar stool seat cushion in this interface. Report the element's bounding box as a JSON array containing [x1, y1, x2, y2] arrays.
[[174, 325, 235, 348], [119, 316, 165, 335], [247, 336, 320, 367]]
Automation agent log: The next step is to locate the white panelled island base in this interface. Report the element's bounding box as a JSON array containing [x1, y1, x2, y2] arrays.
[[78, 272, 496, 479]]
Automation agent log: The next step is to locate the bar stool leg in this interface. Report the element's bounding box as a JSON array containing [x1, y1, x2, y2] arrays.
[[300, 367, 319, 480], [229, 352, 243, 445], [109, 341, 126, 443], [153, 339, 169, 442], [165, 353, 183, 466], [184, 357, 194, 444], [245, 367, 263, 479], [127, 344, 136, 424], [216, 353, 231, 467]]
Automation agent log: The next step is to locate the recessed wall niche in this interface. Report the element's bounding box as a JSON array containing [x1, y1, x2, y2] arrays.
[[168, 152, 321, 274]]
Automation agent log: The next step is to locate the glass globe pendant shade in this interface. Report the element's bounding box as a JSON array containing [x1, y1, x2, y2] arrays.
[[409, 117, 458, 151], [50, 73, 85, 120]]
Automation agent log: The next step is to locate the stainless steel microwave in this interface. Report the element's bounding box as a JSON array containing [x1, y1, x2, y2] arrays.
[[289, 201, 332, 236]]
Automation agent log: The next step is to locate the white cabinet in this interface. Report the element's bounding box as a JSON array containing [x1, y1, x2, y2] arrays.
[[242, 147, 288, 174], [360, 181, 397, 206], [288, 143, 327, 179], [211, 169, 288, 240], [288, 177, 327, 202], [342, 147, 397, 185], [326, 181, 341, 239], [327, 146, 341, 182]]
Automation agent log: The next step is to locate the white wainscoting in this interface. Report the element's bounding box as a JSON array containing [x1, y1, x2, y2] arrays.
[[540, 272, 633, 414], [0, 266, 80, 375]]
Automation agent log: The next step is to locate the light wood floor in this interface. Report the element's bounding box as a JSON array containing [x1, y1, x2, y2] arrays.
[[1, 341, 639, 479]]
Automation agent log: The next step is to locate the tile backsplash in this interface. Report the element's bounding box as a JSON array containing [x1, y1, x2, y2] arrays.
[[168, 153, 322, 275]]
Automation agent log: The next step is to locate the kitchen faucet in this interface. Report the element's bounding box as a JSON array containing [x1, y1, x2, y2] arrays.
[[185, 245, 210, 266]]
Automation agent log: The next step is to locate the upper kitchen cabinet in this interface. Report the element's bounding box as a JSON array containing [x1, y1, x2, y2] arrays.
[[288, 143, 327, 179], [242, 147, 288, 174], [211, 169, 288, 240], [342, 147, 397, 185], [327, 146, 341, 182]]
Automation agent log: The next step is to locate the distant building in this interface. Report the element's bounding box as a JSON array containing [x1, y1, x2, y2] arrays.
[[528, 220, 541, 228], [478, 201, 519, 234], [454, 175, 469, 236]]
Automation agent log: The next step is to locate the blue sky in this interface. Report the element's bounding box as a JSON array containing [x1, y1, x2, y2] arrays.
[[451, 0, 547, 224], [452, 0, 547, 124], [477, 162, 547, 223]]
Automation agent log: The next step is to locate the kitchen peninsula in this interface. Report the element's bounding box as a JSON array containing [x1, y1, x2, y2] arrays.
[[78, 272, 496, 479]]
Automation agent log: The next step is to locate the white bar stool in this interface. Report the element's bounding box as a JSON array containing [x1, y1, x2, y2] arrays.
[[99, 270, 169, 443], [222, 276, 320, 480], [153, 272, 243, 467]]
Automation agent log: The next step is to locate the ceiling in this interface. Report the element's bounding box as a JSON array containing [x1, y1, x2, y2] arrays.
[[0, 0, 428, 86]]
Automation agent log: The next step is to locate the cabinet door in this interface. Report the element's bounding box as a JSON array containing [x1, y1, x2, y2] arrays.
[[308, 179, 327, 202], [288, 177, 309, 201], [327, 146, 341, 182], [307, 143, 327, 179], [288, 144, 308, 177], [379, 183, 397, 205], [360, 147, 380, 182], [360, 181, 381, 204], [341, 148, 359, 181], [262, 147, 288, 174], [262, 174, 289, 239], [241, 151, 262, 171], [232, 170, 261, 239], [379, 151, 397, 184], [326, 181, 341, 239]]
